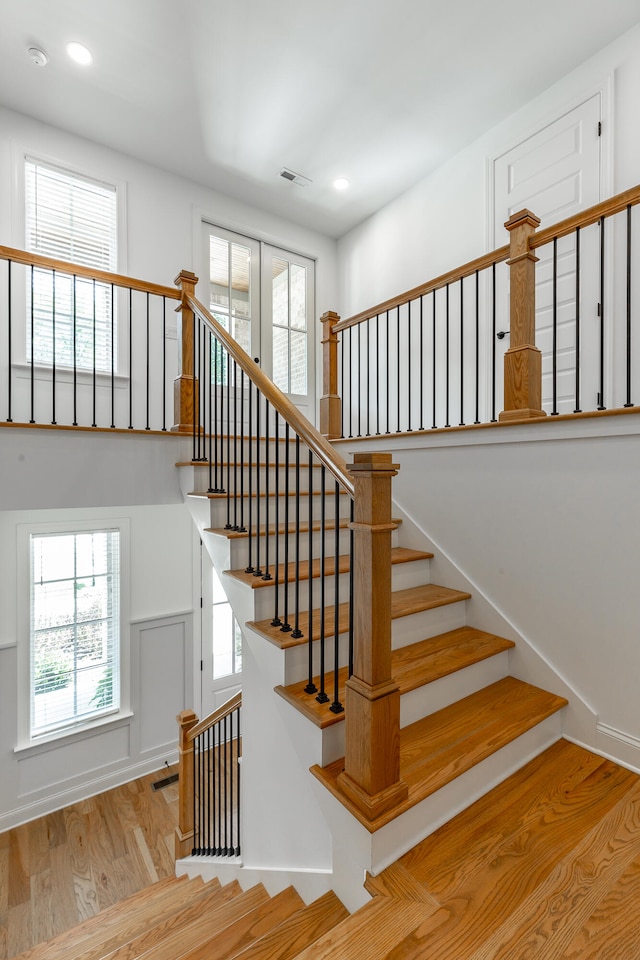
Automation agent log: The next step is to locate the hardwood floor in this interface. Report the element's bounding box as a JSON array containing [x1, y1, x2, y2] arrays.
[[0, 765, 179, 959]]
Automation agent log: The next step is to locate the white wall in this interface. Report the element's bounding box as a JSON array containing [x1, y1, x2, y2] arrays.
[[335, 412, 640, 770], [0, 430, 196, 829], [0, 104, 338, 429], [337, 21, 640, 317]]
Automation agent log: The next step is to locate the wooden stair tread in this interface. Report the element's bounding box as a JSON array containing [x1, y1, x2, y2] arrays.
[[249, 583, 469, 649], [226, 547, 432, 589], [275, 627, 515, 729], [84, 881, 242, 960], [115, 882, 273, 960], [228, 890, 349, 960], [292, 896, 434, 960], [12, 877, 208, 960], [179, 885, 304, 960], [311, 677, 567, 831]]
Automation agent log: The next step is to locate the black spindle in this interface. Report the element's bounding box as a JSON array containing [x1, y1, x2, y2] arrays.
[[6, 260, 12, 422], [51, 270, 56, 424], [625, 205, 633, 407], [551, 238, 559, 415], [291, 436, 302, 638], [316, 466, 329, 703], [330, 480, 343, 714], [574, 228, 582, 413], [598, 217, 606, 410], [304, 448, 317, 694]]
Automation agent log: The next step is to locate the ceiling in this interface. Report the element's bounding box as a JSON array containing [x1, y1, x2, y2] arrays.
[[1, 0, 639, 239]]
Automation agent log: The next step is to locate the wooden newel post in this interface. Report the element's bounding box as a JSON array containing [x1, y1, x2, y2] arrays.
[[172, 270, 199, 433], [337, 453, 408, 819], [175, 708, 197, 858], [499, 210, 546, 421], [319, 311, 342, 439]]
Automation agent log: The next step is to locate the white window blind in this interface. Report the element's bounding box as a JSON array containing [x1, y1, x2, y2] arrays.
[[25, 158, 118, 372], [30, 529, 120, 738]]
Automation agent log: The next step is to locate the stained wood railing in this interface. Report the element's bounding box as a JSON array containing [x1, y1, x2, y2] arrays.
[[324, 183, 640, 435]]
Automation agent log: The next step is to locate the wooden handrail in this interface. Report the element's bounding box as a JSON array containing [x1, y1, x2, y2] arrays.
[[186, 293, 355, 499], [186, 691, 243, 743], [334, 244, 510, 333], [531, 182, 640, 248], [0, 244, 180, 300]]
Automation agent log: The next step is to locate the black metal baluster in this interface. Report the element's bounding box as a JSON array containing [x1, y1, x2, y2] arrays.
[[128, 288, 133, 429], [6, 260, 12, 422], [191, 736, 197, 854], [110, 284, 115, 428], [459, 277, 464, 425], [397, 306, 401, 433], [217, 719, 222, 854], [230, 709, 235, 854], [191, 312, 197, 461], [29, 266, 35, 423], [253, 392, 262, 575], [625, 205, 633, 407], [162, 296, 167, 431], [445, 283, 450, 427], [245, 379, 254, 573], [262, 400, 272, 580], [357, 323, 361, 437], [366, 321, 370, 437], [419, 295, 424, 430], [386, 310, 390, 433], [291, 436, 302, 638], [491, 264, 497, 422], [340, 327, 345, 438], [238, 369, 246, 531], [330, 480, 343, 713], [280, 424, 291, 630], [407, 302, 412, 431], [376, 314, 380, 435], [51, 270, 56, 424], [316, 465, 329, 703], [474, 271, 480, 424], [552, 238, 559, 415], [224, 713, 229, 854], [145, 292, 150, 430], [271, 412, 281, 627], [598, 216, 606, 409], [304, 449, 316, 694], [213, 337, 220, 490], [92, 279, 97, 427], [432, 291, 437, 429], [207, 332, 213, 493], [233, 361, 239, 530], [574, 228, 582, 413], [72, 276, 78, 426], [236, 706, 241, 855], [226, 352, 232, 521]]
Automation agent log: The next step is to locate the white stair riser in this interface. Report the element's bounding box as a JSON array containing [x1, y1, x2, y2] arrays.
[[225, 528, 354, 572], [207, 496, 350, 530], [392, 600, 467, 650], [400, 652, 511, 727]]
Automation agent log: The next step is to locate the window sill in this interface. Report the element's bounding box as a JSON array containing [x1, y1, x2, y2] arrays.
[[14, 709, 134, 757], [12, 361, 130, 388]]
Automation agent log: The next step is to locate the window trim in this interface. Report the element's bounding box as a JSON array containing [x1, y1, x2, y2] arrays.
[[10, 142, 128, 373], [16, 517, 130, 749]]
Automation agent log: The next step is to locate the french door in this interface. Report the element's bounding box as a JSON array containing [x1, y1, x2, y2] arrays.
[[200, 223, 316, 420]]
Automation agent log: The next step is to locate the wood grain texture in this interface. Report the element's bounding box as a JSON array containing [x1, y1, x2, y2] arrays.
[[0, 766, 180, 959], [311, 678, 567, 831]]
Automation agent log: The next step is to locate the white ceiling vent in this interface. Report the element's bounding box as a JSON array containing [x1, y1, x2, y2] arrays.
[[279, 168, 312, 187]]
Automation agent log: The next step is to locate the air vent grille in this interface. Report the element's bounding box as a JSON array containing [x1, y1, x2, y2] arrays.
[[279, 168, 312, 187]]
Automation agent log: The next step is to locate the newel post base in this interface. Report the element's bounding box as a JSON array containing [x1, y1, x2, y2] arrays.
[[338, 453, 408, 820], [171, 270, 200, 434], [319, 311, 342, 439], [499, 210, 547, 422], [175, 708, 197, 859]]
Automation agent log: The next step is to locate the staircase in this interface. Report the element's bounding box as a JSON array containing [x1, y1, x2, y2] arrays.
[[178, 440, 568, 905]]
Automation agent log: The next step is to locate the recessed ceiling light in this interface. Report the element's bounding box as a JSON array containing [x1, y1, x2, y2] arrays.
[[66, 41, 93, 66], [27, 47, 49, 67], [333, 177, 350, 191]]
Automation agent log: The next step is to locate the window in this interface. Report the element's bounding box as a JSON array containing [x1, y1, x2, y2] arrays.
[[24, 157, 118, 372], [271, 255, 308, 396], [212, 566, 242, 680], [30, 528, 120, 738]]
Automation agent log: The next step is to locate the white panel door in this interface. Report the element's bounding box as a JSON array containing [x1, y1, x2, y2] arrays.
[[493, 95, 602, 413]]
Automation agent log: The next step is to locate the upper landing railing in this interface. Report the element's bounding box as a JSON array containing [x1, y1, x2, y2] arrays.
[[320, 184, 640, 439]]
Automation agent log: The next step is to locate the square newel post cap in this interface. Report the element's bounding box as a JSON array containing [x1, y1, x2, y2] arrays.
[[348, 452, 400, 475], [504, 209, 541, 232], [174, 269, 199, 289]]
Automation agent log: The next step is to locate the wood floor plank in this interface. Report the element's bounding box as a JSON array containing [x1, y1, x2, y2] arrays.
[[560, 853, 640, 958], [462, 778, 640, 959], [364, 863, 441, 906]]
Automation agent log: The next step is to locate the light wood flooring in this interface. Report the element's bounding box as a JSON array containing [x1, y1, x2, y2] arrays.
[[0, 765, 179, 959]]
